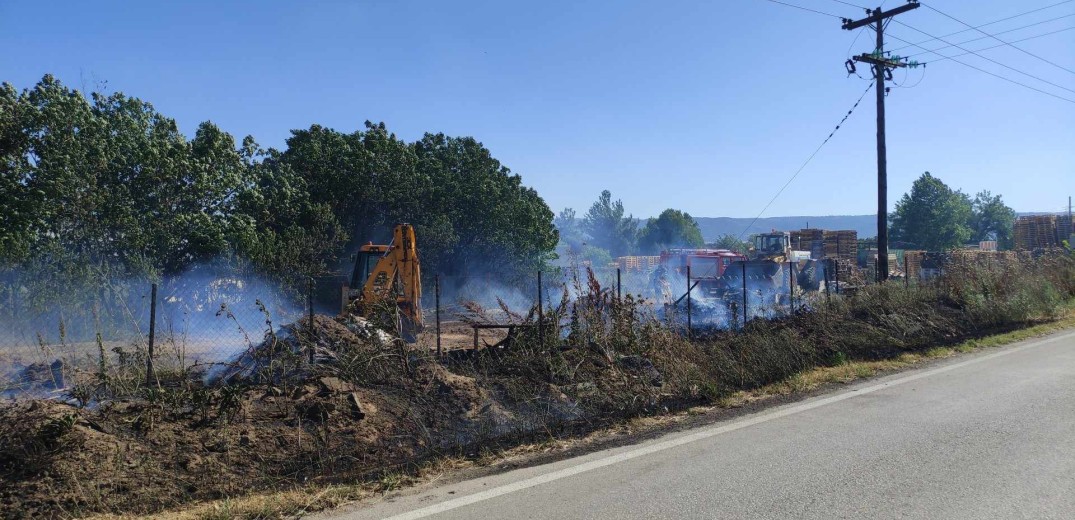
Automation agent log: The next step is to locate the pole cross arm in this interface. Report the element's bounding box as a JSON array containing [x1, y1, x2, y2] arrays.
[[841, 1, 919, 30], [853, 54, 910, 68]]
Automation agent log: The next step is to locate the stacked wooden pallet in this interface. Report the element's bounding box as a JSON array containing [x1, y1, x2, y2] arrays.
[[1013, 215, 1058, 250], [1058, 214, 1074, 244], [617, 256, 661, 273], [822, 230, 857, 260], [904, 250, 925, 280], [865, 249, 898, 276], [790, 228, 825, 258]]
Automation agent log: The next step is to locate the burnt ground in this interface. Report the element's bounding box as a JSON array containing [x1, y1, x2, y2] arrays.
[[2, 272, 1073, 519], [0, 315, 668, 518]]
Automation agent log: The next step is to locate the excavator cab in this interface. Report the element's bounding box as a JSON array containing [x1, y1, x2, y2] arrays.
[[350, 244, 390, 291]]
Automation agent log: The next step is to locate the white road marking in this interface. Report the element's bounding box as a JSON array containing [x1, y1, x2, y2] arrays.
[[379, 331, 1075, 520]]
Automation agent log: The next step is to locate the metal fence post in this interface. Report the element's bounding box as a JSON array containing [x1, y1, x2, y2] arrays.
[[146, 283, 157, 386], [537, 271, 544, 349], [741, 261, 748, 328], [435, 274, 442, 358], [307, 277, 315, 364], [686, 265, 692, 337], [825, 258, 831, 302], [904, 254, 909, 288], [788, 261, 794, 315], [829, 257, 838, 294]]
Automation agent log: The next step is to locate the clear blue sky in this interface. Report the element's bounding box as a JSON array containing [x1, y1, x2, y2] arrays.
[[2, 0, 1073, 218]]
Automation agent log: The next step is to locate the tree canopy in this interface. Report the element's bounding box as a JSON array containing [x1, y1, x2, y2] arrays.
[[637, 209, 704, 254], [710, 234, 751, 253], [582, 190, 637, 257], [0, 76, 558, 308], [889, 172, 1017, 251], [969, 190, 1016, 249]]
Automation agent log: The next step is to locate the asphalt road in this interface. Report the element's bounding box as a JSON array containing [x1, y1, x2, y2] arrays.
[[320, 330, 1075, 520]]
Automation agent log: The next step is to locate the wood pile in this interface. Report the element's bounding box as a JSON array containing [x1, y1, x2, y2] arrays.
[[822, 230, 858, 260], [1058, 214, 1074, 244], [1013, 215, 1058, 250], [617, 256, 661, 273], [790, 228, 825, 258], [904, 250, 925, 280]]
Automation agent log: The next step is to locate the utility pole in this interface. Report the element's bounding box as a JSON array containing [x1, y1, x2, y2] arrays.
[[842, 1, 920, 282]]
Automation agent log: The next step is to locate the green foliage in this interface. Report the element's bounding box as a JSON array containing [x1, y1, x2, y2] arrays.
[[637, 209, 704, 254], [709, 234, 751, 253], [1, 76, 558, 309], [582, 190, 637, 257], [554, 208, 585, 248], [890, 172, 973, 251], [969, 190, 1016, 249], [408, 133, 557, 280]]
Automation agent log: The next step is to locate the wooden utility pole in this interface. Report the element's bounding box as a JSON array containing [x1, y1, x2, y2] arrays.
[[842, 1, 920, 282]]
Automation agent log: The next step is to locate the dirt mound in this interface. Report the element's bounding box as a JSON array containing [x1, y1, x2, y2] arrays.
[[0, 313, 508, 518]]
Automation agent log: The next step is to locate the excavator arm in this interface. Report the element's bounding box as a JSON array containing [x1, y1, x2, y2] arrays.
[[348, 224, 423, 341]]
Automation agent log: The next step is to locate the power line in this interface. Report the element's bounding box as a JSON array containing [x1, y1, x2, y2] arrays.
[[907, 25, 1075, 62], [889, 0, 1075, 52], [893, 20, 1075, 95], [922, 3, 1075, 76], [760, 0, 844, 19], [736, 82, 875, 242], [827, 0, 867, 9], [884, 31, 1075, 103], [904, 13, 1075, 57]]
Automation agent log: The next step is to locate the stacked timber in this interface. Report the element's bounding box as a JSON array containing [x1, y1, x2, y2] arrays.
[[1058, 214, 1073, 245], [821, 230, 857, 281], [904, 250, 925, 281], [1013, 215, 1058, 250], [865, 249, 898, 277], [790, 228, 825, 258], [617, 256, 660, 273], [822, 230, 857, 260]]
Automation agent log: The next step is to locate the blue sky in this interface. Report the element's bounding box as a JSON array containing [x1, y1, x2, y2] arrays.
[[2, 0, 1073, 218]]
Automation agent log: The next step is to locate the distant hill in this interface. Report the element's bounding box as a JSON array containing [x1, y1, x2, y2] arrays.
[[694, 215, 878, 241]]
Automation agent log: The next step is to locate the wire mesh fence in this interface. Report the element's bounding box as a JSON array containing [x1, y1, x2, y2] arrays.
[[0, 274, 306, 395], [3, 249, 1069, 396]]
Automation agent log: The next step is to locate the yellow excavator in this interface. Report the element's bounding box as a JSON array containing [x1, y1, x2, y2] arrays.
[[346, 224, 423, 342]]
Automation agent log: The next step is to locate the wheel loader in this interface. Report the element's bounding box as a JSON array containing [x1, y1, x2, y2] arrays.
[[345, 224, 423, 342], [719, 232, 823, 308]]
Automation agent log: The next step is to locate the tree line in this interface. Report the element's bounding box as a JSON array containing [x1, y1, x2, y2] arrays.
[[0, 76, 1020, 315], [890, 172, 1017, 251], [0, 75, 557, 310], [553, 190, 748, 266]]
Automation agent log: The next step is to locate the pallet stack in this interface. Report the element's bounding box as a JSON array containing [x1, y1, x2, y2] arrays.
[[822, 230, 858, 259], [904, 250, 925, 281], [865, 249, 898, 277], [1013, 215, 1059, 250], [820, 230, 857, 281], [617, 256, 661, 273], [790, 228, 826, 258], [1058, 214, 1074, 245]]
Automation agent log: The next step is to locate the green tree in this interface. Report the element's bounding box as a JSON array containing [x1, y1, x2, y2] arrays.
[[583, 190, 637, 257], [637, 209, 704, 254], [969, 190, 1016, 249], [554, 208, 585, 247], [409, 133, 557, 281], [890, 172, 973, 251], [710, 233, 751, 253]]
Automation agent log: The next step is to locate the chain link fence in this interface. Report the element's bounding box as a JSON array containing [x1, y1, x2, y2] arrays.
[[3, 249, 1068, 396], [0, 274, 305, 395]]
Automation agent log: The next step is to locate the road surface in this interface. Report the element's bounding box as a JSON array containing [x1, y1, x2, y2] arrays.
[[319, 329, 1075, 520]]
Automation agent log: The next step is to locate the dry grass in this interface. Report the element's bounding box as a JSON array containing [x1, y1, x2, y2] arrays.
[[85, 303, 1075, 520]]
